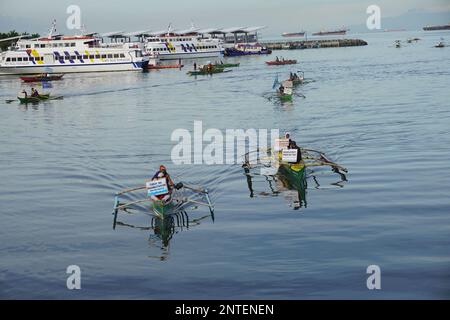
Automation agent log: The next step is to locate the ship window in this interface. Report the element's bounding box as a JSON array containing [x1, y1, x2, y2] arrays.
[[17, 57, 23, 61], [95, 54, 100, 59], [40, 44, 45, 48], [101, 54, 106, 59], [6, 57, 11, 62], [71, 43, 76, 47], [26, 45, 31, 48], [65, 56, 70, 60], [71, 55, 76, 60], [77, 55, 82, 60], [107, 54, 113, 58], [113, 54, 119, 58], [59, 43, 64, 47], [83, 55, 88, 59], [34, 44, 39, 48], [30, 57, 34, 61], [65, 43, 70, 47], [11, 57, 17, 61], [23, 57, 28, 61], [120, 53, 125, 58]]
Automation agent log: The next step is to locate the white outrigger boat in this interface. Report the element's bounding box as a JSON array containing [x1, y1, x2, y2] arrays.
[[112, 181, 214, 229]]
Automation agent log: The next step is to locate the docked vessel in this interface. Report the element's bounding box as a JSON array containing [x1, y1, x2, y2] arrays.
[[0, 23, 149, 75], [143, 27, 223, 60], [312, 28, 348, 36], [224, 43, 271, 56], [423, 23, 450, 31], [282, 31, 305, 38]]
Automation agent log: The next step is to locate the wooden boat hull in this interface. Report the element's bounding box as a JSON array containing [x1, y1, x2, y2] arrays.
[[20, 74, 64, 82], [266, 60, 297, 66], [151, 199, 176, 217], [188, 69, 230, 76], [278, 93, 293, 101], [214, 63, 240, 68], [278, 162, 307, 191], [147, 64, 183, 70], [17, 94, 50, 103]]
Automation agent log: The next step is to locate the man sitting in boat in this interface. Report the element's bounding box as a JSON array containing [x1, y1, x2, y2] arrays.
[[31, 88, 39, 97], [150, 165, 175, 203], [278, 84, 285, 94]]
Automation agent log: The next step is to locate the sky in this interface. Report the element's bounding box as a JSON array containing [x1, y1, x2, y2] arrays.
[[1, 0, 449, 35]]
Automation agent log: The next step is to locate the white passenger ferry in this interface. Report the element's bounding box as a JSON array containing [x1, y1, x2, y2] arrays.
[[0, 25, 148, 75], [144, 27, 223, 60]]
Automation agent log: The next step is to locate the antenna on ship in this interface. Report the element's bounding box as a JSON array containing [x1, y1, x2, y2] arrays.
[[80, 24, 87, 36], [167, 23, 173, 36], [47, 19, 57, 39]]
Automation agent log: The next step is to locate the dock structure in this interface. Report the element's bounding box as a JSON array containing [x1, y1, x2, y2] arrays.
[[261, 38, 368, 50]]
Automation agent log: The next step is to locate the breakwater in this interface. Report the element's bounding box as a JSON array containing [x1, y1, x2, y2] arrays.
[[261, 38, 368, 50]]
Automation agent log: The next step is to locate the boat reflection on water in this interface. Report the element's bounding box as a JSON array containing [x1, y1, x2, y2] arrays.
[[243, 163, 307, 210], [116, 209, 215, 260]]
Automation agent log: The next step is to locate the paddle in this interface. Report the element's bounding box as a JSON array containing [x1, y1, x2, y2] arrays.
[[5, 100, 16, 104]]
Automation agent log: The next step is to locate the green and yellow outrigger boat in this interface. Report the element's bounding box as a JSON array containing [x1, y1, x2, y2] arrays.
[[112, 181, 214, 229], [243, 146, 347, 194]]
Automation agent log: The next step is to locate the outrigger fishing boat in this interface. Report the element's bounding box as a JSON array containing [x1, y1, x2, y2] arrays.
[[17, 93, 63, 103], [112, 180, 214, 229], [288, 71, 305, 86], [20, 73, 64, 82], [187, 64, 231, 76], [243, 139, 348, 193], [266, 59, 297, 66]]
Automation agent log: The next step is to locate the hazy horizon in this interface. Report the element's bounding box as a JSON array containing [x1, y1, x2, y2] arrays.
[[1, 0, 449, 36]]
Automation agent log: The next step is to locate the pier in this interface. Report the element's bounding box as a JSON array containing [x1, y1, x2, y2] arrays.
[[260, 38, 368, 50]]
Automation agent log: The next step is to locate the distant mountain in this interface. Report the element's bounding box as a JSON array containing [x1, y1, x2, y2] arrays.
[[348, 8, 450, 33]]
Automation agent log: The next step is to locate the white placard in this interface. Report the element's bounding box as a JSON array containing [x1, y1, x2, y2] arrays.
[[146, 178, 169, 197], [282, 149, 298, 162], [274, 138, 290, 151]]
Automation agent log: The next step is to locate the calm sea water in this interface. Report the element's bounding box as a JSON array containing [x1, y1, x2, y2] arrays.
[[1, 31, 449, 299]]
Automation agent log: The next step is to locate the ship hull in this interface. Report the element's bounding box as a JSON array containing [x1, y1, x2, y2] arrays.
[[155, 50, 223, 60], [282, 32, 305, 37], [0, 61, 148, 75], [312, 30, 347, 36], [423, 25, 450, 31]]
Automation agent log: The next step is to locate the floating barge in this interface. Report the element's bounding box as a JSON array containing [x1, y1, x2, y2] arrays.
[[260, 38, 367, 50]]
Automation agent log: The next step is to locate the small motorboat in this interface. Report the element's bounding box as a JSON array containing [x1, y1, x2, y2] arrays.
[[266, 59, 297, 66], [20, 74, 64, 82], [435, 39, 446, 48]]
